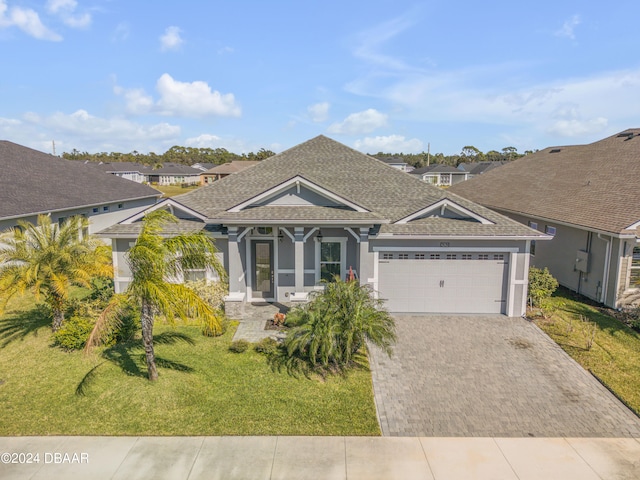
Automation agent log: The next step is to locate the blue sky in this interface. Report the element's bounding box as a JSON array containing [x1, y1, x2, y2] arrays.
[[1, 0, 639, 156]]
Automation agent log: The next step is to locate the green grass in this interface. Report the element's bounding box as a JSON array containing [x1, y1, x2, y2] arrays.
[[533, 290, 640, 416], [0, 295, 380, 436], [153, 184, 200, 198]]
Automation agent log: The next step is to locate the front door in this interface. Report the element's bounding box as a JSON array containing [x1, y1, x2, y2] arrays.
[[252, 240, 274, 299]]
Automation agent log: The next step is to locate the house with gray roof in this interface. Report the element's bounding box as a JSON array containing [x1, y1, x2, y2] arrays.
[[101, 136, 546, 316], [0, 141, 161, 234], [89, 161, 202, 185], [450, 129, 640, 308], [200, 161, 260, 185], [410, 164, 469, 186]]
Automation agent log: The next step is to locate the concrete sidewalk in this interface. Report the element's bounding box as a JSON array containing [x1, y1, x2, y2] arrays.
[[1, 436, 639, 479]]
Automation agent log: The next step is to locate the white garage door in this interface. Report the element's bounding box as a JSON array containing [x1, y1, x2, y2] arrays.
[[377, 252, 509, 314]]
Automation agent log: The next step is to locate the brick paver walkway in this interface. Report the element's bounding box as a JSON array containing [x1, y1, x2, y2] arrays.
[[368, 315, 640, 437]]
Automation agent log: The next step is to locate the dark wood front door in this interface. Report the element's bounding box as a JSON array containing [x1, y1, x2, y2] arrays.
[[252, 240, 274, 299]]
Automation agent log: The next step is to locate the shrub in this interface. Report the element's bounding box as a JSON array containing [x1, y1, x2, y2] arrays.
[[53, 316, 95, 351], [185, 279, 228, 336], [528, 267, 559, 307], [229, 339, 249, 353], [282, 279, 396, 370], [254, 337, 279, 355]]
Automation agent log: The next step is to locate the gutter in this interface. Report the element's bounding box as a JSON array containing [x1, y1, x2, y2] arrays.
[[597, 233, 612, 304]]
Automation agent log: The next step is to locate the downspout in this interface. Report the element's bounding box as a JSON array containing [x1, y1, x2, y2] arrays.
[[597, 233, 612, 304]]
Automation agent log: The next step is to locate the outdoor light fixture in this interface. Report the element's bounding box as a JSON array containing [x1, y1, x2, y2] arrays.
[[278, 230, 284, 242], [317, 230, 323, 242]]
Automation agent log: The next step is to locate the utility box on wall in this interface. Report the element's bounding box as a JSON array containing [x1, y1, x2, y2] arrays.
[[575, 249, 590, 273]]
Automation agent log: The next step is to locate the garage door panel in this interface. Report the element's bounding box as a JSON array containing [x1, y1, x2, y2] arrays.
[[378, 256, 508, 314]]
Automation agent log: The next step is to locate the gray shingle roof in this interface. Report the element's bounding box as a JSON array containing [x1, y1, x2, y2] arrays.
[[0, 141, 161, 220], [411, 164, 462, 175], [168, 135, 540, 237], [203, 161, 260, 175], [449, 129, 640, 235]]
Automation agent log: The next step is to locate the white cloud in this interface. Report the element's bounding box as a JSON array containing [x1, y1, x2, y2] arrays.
[[156, 74, 241, 117], [555, 14, 581, 40], [307, 102, 330, 122], [0, 1, 62, 41], [160, 26, 184, 51], [46, 0, 91, 29], [114, 74, 241, 118], [354, 135, 423, 153], [111, 22, 129, 42], [4, 109, 182, 153], [327, 109, 388, 135]]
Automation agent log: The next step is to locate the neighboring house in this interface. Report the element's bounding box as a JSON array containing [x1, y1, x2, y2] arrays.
[[410, 164, 469, 186], [0, 141, 161, 234], [100, 136, 546, 317], [450, 129, 640, 308], [377, 157, 414, 173], [89, 162, 148, 183], [201, 161, 260, 185], [192, 162, 216, 172], [89, 162, 202, 186], [457, 161, 508, 178]]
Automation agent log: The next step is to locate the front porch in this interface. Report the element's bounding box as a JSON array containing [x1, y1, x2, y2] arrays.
[[229, 301, 292, 342]]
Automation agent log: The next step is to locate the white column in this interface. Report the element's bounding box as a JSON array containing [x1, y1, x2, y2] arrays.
[[359, 227, 374, 287], [227, 227, 244, 297], [294, 227, 305, 293]]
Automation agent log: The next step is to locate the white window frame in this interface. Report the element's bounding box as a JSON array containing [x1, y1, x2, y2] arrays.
[[630, 245, 640, 289], [315, 237, 347, 283]]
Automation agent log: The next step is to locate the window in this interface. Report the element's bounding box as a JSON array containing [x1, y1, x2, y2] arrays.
[[528, 221, 538, 230], [92, 207, 99, 214], [184, 269, 207, 282], [531, 240, 536, 256], [478, 254, 489, 260], [118, 203, 124, 209], [493, 254, 504, 260], [382, 253, 393, 260], [398, 253, 409, 260], [256, 227, 273, 235], [446, 254, 457, 260], [462, 254, 472, 260], [415, 253, 425, 260], [57, 216, 66, 226], [429, 253, 440, 260], [440, 173, 451, 185], [103, 206, 110, 212], [320, 241, 342, 282], [545, 225, 556, 236], [631, 247, 640, 288]]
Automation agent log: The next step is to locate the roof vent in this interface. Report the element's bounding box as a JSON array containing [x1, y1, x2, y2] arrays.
[[549, 148, 561, 153], [617, 132, 634, 138]]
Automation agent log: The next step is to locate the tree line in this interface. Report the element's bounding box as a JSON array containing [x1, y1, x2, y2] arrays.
[[62, 146, 276, 166], [62, 144, 535, 168]]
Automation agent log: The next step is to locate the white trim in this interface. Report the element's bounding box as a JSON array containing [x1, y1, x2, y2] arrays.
[[371, 251, 379, 298], [237, 227, 250, 242], [303, 227, 318, 242], [121, 198, 208, 224], [227, 175, 370, 213], [279, 227, 295, 242], [625, 219, 640, 230], [375, 234, 550, 241], [344, 227, 360, 243], [315, 237, 348, 282], [507, 252, 516, 317], [395, 198, 494, 225]]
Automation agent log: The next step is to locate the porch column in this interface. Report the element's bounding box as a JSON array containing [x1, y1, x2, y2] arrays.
[[294, 227, 305, 293], [359, 227, 374, 288], [227, 227, 243, 295]]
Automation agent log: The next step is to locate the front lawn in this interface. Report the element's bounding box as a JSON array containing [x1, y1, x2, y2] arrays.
[[533, 290, 640, 416], [0, 296, 380, 436], [153, 184, 200, 198]]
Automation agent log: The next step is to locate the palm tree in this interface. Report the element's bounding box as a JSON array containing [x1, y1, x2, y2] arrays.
[[0, 215, 113, 331], [87, 210, 226, 381]]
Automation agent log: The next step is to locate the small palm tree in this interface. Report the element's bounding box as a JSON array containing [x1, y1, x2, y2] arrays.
[[87, 210, 226, 381], [0, 215, 112, 331]]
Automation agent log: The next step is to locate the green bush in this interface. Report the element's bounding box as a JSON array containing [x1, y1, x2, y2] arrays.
[[528, 267, 559, 307], [282, 279, 396, 370], [185, 279, 228, 336], [228, 339, 249, 353], [254, 337, 279, 355], [53, 316, 94, 351]]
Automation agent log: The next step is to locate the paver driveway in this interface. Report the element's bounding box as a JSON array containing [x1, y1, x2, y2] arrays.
[[368, 315, 640, 437]]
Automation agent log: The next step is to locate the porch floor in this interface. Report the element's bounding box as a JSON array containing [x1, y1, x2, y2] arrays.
[[230, 302, 292, 343]]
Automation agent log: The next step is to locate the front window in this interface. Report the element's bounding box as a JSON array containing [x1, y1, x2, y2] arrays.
[[631, 246, 640, 288], [320, 241, 341, 282], [440, 173, 451, 185], [184, 269, 207, 282]]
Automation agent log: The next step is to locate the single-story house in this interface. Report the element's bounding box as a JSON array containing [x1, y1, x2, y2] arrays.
[[377, 157, 414, 172], [457, 161, 508, 177], [450, 129, 640, 308], [89, 162, 202, 186], [410, 164, 470, 186], [200, 161, 260, 185], [100, 136, 547, 317], [0, 141, 161, 234]]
